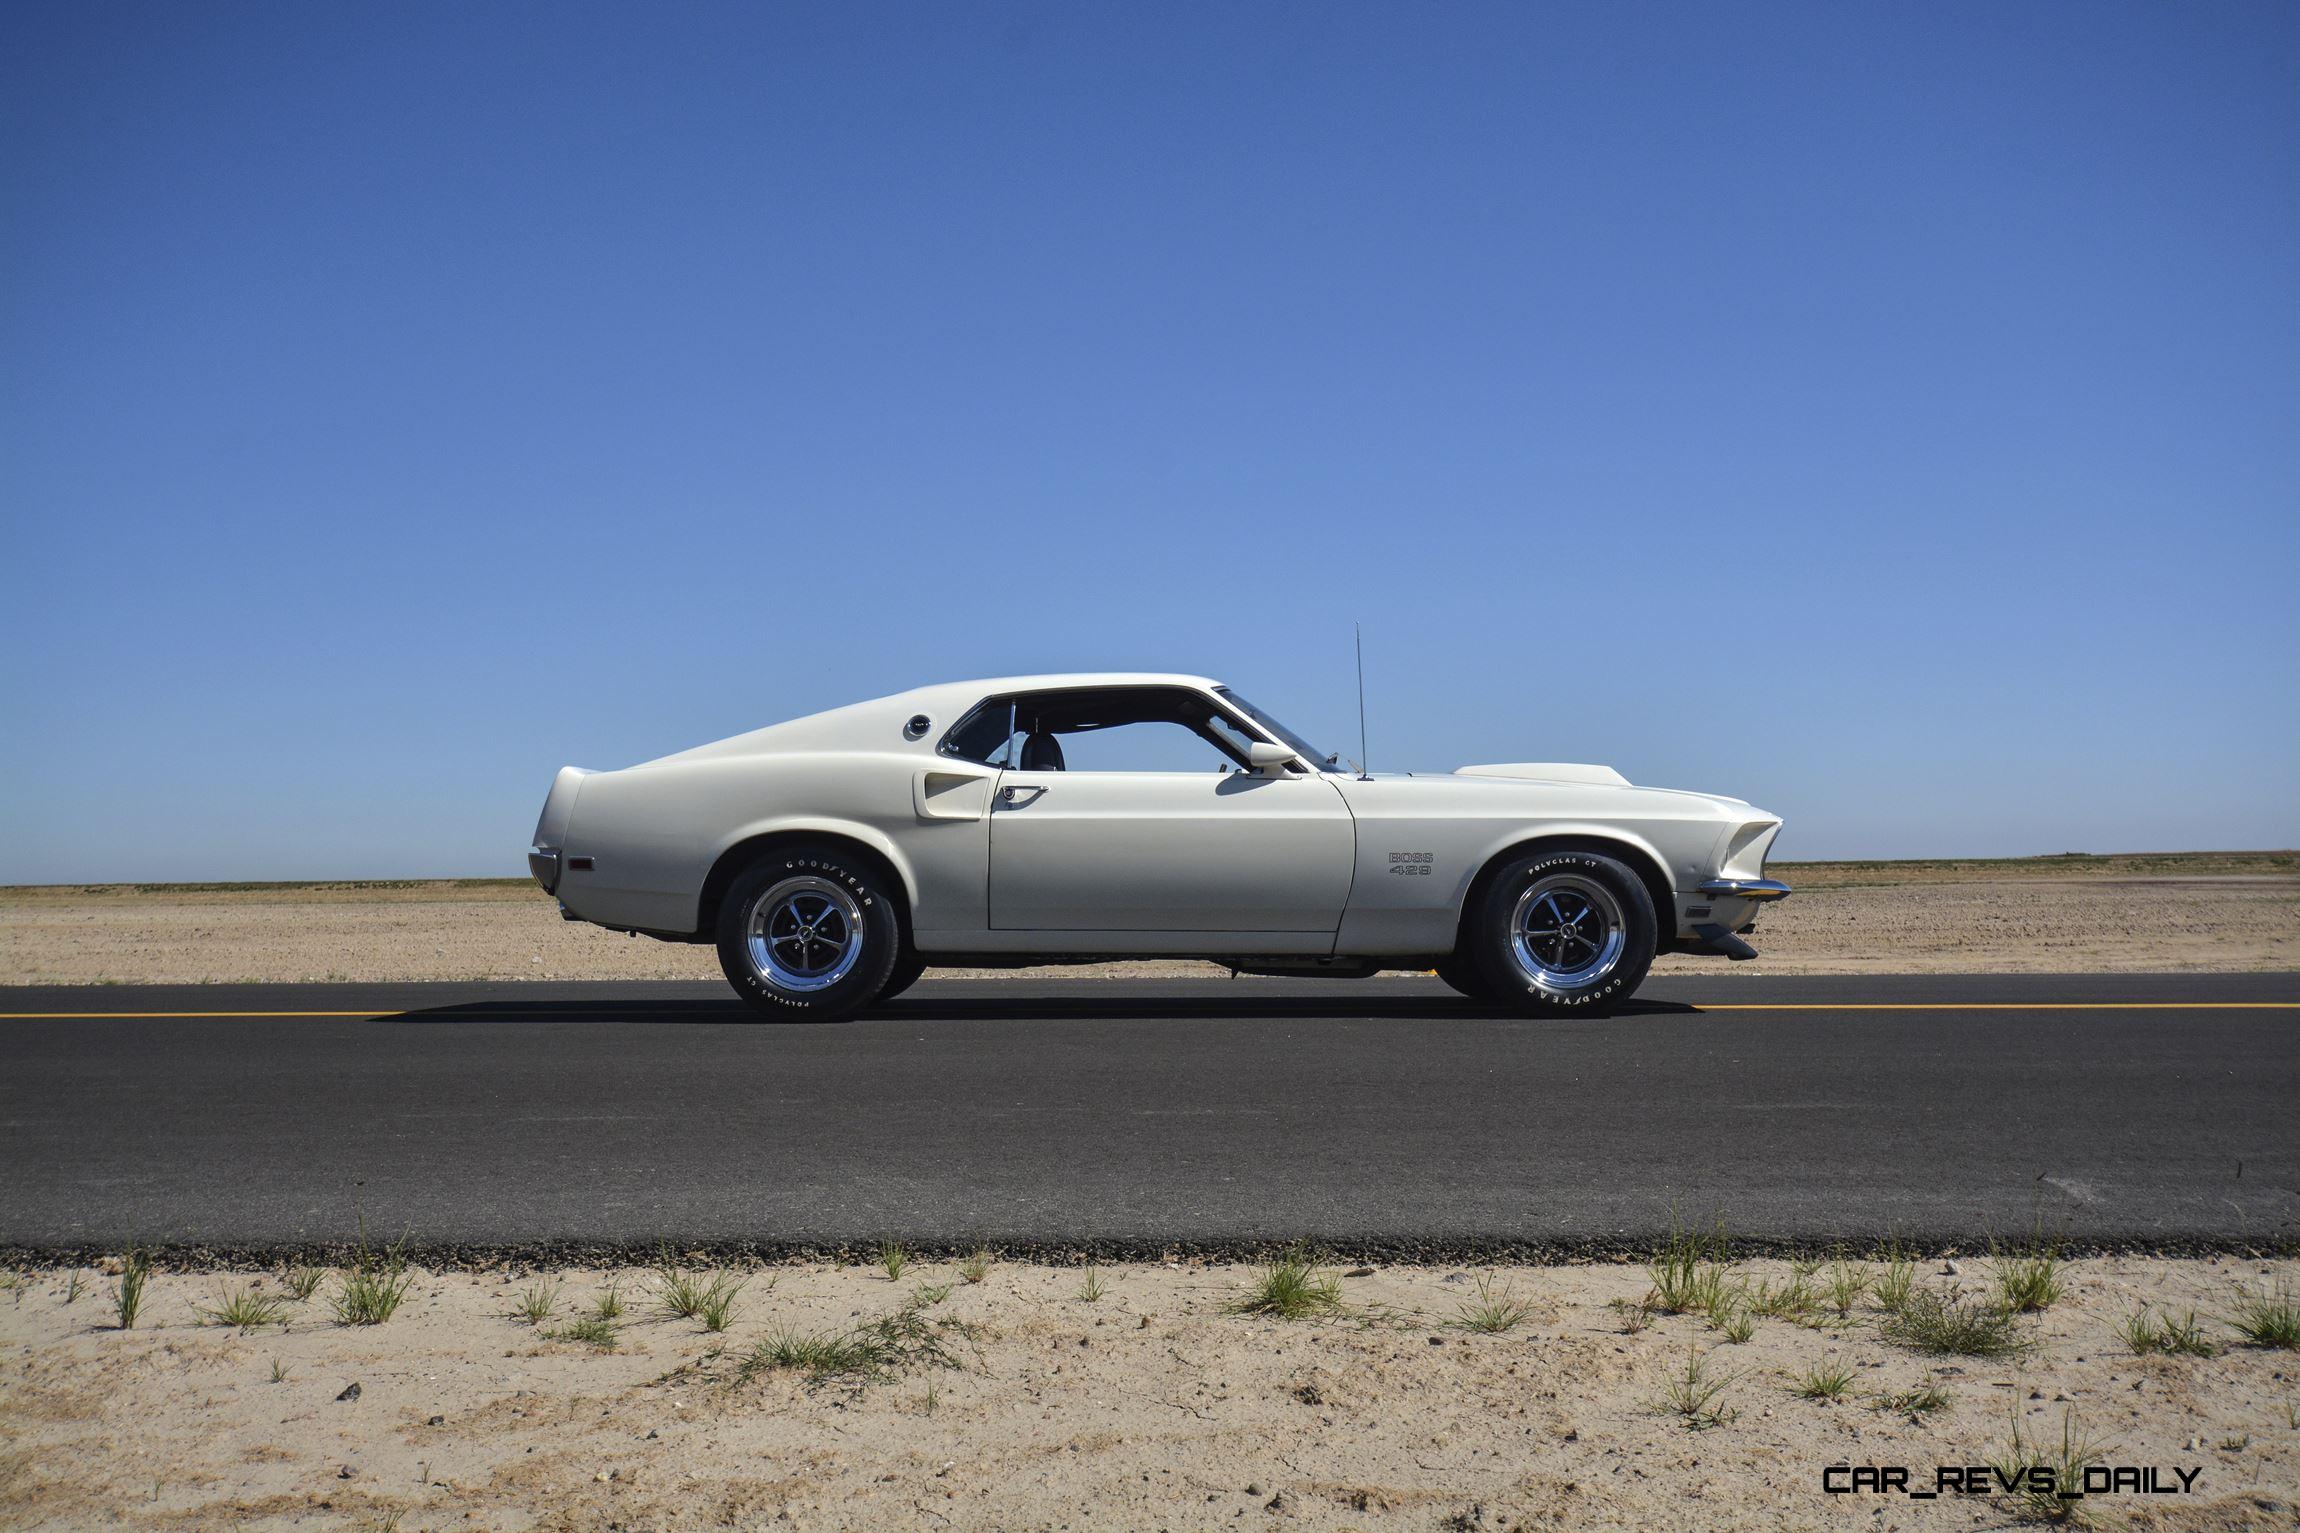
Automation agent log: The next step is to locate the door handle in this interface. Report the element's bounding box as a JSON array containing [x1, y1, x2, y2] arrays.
[[1000, 783, 1048, 806]]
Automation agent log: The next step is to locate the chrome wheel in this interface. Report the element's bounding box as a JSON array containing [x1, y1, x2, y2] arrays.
[[1508, 874, 1626, 992], [744, 876, 865, 992]]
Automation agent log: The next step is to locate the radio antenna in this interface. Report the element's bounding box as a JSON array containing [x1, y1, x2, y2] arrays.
[[1354, 622, 1371, 780]]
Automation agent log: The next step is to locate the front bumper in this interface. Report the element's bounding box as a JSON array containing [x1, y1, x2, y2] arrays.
[[1674, 875, 1791, 959], [1696, 877, 1792, 902]]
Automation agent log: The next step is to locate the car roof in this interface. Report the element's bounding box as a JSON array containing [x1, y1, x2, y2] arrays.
[[883, 674, 1231, 724], [920, 672, 1224, 697], [638, 674, 1231, 766]]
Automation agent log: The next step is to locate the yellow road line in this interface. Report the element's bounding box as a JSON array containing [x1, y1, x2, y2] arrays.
[[1693, 1002, 2299, 1011]]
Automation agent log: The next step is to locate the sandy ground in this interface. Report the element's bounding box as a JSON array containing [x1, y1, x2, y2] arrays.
[[1, 1256, 2293, 1532], [1, 857, 2293, 984]]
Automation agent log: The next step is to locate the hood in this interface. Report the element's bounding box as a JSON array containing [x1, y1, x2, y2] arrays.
[[1452, 761, 1754, 813], [1455, 762, 1632, 788]]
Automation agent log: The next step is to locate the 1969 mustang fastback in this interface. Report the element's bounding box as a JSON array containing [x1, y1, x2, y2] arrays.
[[529, 673, 1789, 1020]]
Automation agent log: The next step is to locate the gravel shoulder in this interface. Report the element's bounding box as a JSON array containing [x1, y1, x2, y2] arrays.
[[2, 857, 2293, 983], [3, 1256, 2293, 1532]]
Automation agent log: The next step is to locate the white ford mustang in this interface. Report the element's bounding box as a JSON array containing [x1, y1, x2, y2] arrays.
[[529, 673, 1789, 1020]]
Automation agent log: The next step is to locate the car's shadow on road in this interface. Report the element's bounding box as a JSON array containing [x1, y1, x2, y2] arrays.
[[381, 995, 1701, 1024]]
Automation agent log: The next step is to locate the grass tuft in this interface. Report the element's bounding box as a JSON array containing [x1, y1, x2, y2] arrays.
[[593, 1281, 624, 1321], [745, 1324, 883, 1379], [1747, 1274, 1816, 1323], [112, 1247, 152, 1330], [958, 1248, 992, 1284], [1608, 1297, 1654, 1334], [2227, 1281, 2300, 1349], [513, 1276, 561, 1325], [61, 1271, 85, 1306], [199, 1283, 293, 1331], [694, 1275, 746, 1333], [1873, 1242, 1916, 1314], [1077, 1266, 1108, 1303], [1988, 1408, 2110, 1525], [1879, 1288, 2025, 1358], [1229, 1247, 1348, 1321], [284, 1265, 326, 1302], [331, 1240, 413, 1326], [547, 1315, 620, 1351], [876, 1242, 909, 1281], [1823, 1255, 1871, 1316], [1656, 1348, 1740, 1430], [859, 1300, 975, 1371], [1872, 1383, 1953, 1417], [1452, 1273, 1536, 1335], [652, 1261, 707, 1318], [741, 1294, 975, 1383], [1795, 1361, 1855, 1401], [912, 1281, 952, 1307], [655, 1261, 748, 1332], [1991, 1233, 2066, 1314], [1645, 1213, 1732, 1316], [2117, 1304, 2214, 1357]]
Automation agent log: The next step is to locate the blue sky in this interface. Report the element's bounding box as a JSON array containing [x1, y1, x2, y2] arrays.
[[3, 1, 2295, 881]]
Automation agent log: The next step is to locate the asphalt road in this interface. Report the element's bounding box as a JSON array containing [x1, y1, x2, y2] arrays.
[[2, 974, 2295, 1258]]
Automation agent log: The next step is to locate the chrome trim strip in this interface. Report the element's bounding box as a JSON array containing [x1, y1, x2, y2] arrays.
[[1695, 877, 1793, 902]]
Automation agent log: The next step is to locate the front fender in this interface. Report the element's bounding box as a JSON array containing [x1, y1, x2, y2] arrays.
[[1444, 820, 1684, 915]]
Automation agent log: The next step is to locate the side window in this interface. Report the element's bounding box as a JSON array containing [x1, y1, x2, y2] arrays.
[[1003, 687, 1263, 774], [938, 697, 1019, 766], [1054, 717, 1233, 772]]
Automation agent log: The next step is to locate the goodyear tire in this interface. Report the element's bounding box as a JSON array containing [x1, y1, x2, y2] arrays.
[[1469, 850, 1656, 1017], [1433, 953, 1494, 1001], [714, 845, 901, 1022]]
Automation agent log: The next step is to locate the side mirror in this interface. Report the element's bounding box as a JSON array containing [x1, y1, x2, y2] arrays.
[[1246, 742, 1295, 775]]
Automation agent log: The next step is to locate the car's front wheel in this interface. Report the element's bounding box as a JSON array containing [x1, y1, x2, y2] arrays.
[[876, 947, 928, 1004], [1433, 953, 1494, 1001], [1468, 850, 1656, 1016], [714, 845, 901, 1022]]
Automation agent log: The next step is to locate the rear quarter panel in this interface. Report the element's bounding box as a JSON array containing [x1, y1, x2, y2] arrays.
[[556, 750, 991, 936]]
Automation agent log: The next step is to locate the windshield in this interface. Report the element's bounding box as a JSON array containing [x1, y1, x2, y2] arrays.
[[1214, 687, 1341, 772]]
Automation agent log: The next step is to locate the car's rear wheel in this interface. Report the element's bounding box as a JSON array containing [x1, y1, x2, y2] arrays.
[[714, 845, 900, 1022], [1468, 850, 1656, 1016]]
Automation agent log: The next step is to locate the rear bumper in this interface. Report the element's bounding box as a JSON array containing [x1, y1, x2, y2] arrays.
[[528, 848, 560, 895]]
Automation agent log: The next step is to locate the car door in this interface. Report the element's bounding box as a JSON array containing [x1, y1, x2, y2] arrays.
[[989, 766, 1356, 932]]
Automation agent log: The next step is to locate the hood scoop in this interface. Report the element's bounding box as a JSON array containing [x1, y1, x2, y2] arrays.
[[1455, 762, 1631, 787]]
